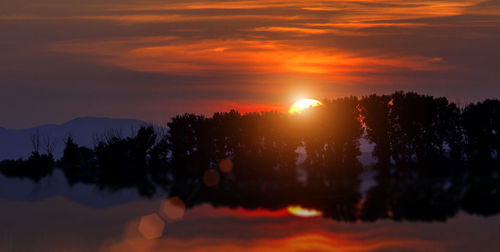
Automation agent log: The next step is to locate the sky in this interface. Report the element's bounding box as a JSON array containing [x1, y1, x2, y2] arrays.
[[1, 0, 500, 128]]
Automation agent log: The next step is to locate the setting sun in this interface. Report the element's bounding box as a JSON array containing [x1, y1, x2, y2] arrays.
[[288, 99, 323, 114], [287, 206, 323, 218]]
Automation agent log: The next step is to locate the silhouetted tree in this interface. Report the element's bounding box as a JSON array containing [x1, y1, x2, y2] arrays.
[[1, 92, 500, 223], [166, 114, 213, 202], [359, 94, 393, 220], [94, 126, 157, 197], [461, 100, 500, 215], [361, 92, 462, 221], [61, 136, 97, 185], [0, 152, 54, 182], [299, 97, 363, 221]]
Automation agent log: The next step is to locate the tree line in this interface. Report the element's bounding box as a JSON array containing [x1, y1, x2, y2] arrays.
[[1, 91, 499, 222]]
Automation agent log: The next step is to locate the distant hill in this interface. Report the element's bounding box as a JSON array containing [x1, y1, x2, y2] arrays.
[[0, 117, 148, 160]]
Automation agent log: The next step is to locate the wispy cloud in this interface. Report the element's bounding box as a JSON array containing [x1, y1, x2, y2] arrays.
[[1, 0, 500, 126], [51, 37, 450, 82]]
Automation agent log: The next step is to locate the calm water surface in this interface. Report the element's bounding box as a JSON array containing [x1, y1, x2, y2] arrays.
[[1, 172, 499, 252]]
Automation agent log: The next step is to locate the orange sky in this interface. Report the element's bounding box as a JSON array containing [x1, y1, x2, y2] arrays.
[[1, 0, 500, 127]]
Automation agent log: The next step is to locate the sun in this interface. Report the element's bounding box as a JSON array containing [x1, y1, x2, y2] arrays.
[[288, 99, 323, 114], [287, 205, 323, 218]]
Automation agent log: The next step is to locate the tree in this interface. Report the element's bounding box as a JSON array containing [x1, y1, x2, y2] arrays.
[[94, 126, 157, 197], [61, 136, 96, 185], [461, 100, 500, 215]]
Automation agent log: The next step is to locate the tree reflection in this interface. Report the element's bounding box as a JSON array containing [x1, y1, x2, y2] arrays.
[[1, 92, 500, 222]]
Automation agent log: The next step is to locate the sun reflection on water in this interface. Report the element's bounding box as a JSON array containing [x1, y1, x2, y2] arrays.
[[287, 205, 323, 217]]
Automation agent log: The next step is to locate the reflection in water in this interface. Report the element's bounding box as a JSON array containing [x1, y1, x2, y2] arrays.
[[1, 196, 499, 252], [1, 92, 500, 250], [1, 93, 500, 223], [287, 206, 323, 218]]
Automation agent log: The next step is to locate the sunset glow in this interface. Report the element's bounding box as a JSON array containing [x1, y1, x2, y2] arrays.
[[287, 206, 323, 217], [2, 0, 500, 251], [288, 99, 323, 114], [2, 0, 499, 128]]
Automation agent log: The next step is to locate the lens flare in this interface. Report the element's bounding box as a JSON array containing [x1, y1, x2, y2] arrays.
[[288, 99, 323, 114], [287, 206, 323, 217]]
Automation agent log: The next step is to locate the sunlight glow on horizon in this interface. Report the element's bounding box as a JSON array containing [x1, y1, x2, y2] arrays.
[[288, 99, 323, 114]]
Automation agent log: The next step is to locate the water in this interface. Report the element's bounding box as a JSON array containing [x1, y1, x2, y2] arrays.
[[0, 172, 499, 252]]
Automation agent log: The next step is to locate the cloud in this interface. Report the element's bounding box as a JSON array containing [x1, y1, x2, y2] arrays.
[[1, 0, 500, 127], [50, 36, 450, 82], [2, 0, 492, 28]]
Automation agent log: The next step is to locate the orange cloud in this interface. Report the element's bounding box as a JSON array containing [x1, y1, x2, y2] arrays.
[[51, 37, 450, 84], [72, 14, 303, 24], [4, 0, 491, 27], [7, 0, 494, 117], [94, 0, 489, 22]]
